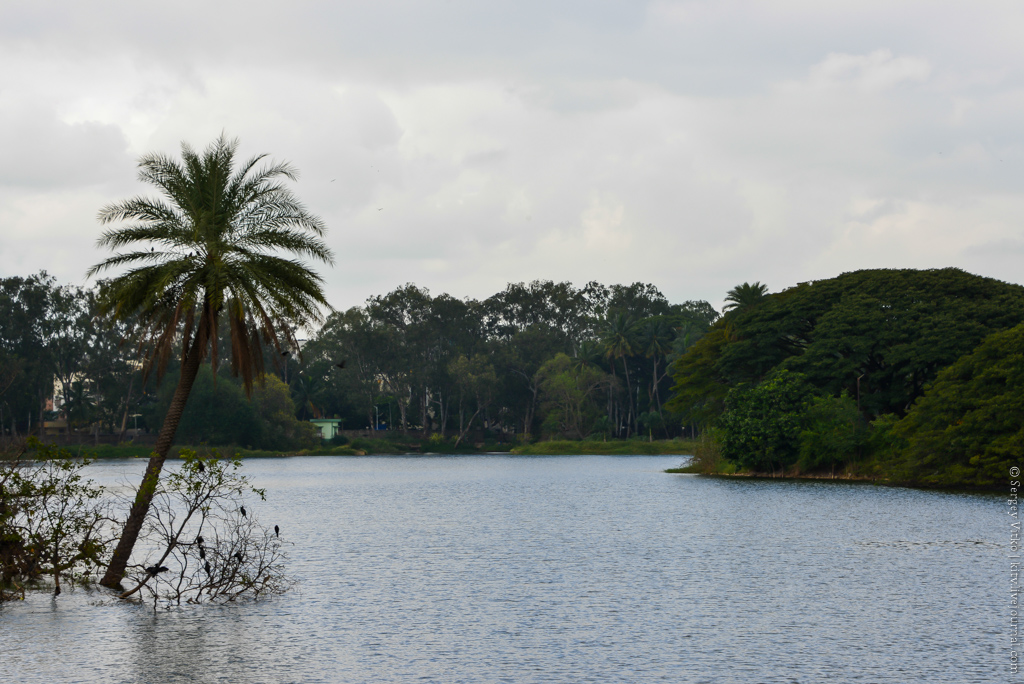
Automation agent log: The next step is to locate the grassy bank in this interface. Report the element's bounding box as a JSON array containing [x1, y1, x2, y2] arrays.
[[40, 434, 515, 459], [40, 436, 697, 459], [511, 438, 698, 456]]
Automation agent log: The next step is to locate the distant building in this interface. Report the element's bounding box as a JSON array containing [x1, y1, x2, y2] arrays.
[[309, 418, 344, 440]]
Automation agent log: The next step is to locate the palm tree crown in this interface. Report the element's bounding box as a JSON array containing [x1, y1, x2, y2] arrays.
[[88, 134, 334, 391], [722, 281, 769, 313]]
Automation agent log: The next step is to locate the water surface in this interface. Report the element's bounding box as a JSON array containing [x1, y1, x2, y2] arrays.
[[1, 456, 1005, 683]]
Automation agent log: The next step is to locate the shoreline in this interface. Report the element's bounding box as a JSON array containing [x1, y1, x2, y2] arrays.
[[665, 466, 1003, 493]]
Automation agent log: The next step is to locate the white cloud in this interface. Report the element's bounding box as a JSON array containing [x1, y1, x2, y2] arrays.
[[808, 50, 931, 91], [0, 1, 1023, 311]]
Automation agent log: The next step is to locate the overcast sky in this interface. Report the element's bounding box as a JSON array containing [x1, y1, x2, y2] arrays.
[[1, 0, 1022, 312]]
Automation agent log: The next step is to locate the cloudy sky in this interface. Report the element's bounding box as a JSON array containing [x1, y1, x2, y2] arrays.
[[1, 0, 1022, 311]]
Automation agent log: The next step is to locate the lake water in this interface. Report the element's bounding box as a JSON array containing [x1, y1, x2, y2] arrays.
[[0, 455, 1007, 683]]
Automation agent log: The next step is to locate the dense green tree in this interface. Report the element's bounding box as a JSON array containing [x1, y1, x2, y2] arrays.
[[252, 374, 317, 450], [89, 134, 333, 588], [489, 326, 569, 438], [797, 392, 866, 476], [448, 354, 497, 447], [301, 307, 386, 429], [535, 353, 611, 439], [0, 273, 57, 435], [601, 312, 636, 435], [637, 317, 674, 414], [891, 324, 1024, 486], [151, 366, 261, 447], [607, 282, 671, 320], [482, 280, 607, 348], [719, 370, 813, 476], [298, 280, 715, 441], [665, 325, 731, 428]]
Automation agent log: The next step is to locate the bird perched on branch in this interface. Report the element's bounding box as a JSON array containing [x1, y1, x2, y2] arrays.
[[146, 565, 169, 576], [240, 506, 247, 518], [274, 525, 280, 537], [204, 561, 211, 575]]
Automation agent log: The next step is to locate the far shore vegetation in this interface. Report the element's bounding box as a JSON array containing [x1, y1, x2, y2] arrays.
[[2, 266, 1021, 491]]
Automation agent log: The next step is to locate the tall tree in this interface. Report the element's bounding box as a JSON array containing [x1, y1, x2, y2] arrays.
[[89, 134, 333, 588], [722, 281, 769, 313]]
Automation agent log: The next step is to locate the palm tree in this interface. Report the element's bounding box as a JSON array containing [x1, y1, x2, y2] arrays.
[[89, 135, 334, 589], [723, 281, 769, 313]]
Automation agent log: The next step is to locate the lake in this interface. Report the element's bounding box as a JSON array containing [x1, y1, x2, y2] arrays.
[[0, 455, 1006, 683]]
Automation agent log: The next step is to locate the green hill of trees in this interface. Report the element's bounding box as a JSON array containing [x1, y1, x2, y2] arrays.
[[667, 268, 1024, 487]]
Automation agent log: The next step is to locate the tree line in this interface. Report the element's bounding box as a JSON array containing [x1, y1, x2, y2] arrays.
[[300, 280, 718, 442], [0, 273, 720, 446]]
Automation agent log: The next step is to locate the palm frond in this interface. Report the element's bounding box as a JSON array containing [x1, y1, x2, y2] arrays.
[[89, 134, 333, 394]]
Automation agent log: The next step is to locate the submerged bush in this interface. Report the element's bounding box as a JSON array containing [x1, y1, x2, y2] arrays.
[[1, 439, 115, 599]]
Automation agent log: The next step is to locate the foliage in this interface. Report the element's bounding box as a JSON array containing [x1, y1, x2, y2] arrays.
[[119, 449, 288, 605], [535, 353, 612, 439], [0, 273, 141, 437], [88, 134, 334, 392], [797, 392, 866, 475], [670, 269, 1024, 434], [722, 281, 769, 313], [151, 367, 261, 447], [664, 326, 731, 427], [298, 279, 719, 441], [889, 324, 1024, 487], [1, 440, 114, 599], [718, 370, 813, 475], [512, 438, 699, 455], [252, 375, 318, 450], [448, 354, 497, 447]]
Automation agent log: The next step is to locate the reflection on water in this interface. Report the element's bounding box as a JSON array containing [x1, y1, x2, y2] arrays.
[[1, 456, 1005, 683]]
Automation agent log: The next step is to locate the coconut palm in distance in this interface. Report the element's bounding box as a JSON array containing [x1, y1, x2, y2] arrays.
[[89, 135, 334, 589], [722, 281, 769, 313]]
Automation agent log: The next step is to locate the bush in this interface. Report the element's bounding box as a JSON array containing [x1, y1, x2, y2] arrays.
[[1, 439, 114, 599], [719, 370, 813, 475]]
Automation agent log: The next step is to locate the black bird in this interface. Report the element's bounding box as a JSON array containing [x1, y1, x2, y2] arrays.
[[240, 506, 247, 518], [199, 547, 206, 559], [233, 552, 243, 562], [146, 565, 169, 576], [274, 525, 280, 537], [204, 561, 211, 575], [281, 350, 290, 357], [196, 461, 205, 473], [335, 360, 347, 370], [196, 536, 204, 546]]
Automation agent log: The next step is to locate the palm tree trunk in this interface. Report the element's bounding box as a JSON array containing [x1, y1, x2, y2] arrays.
[[99, 340, 204, 589]]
